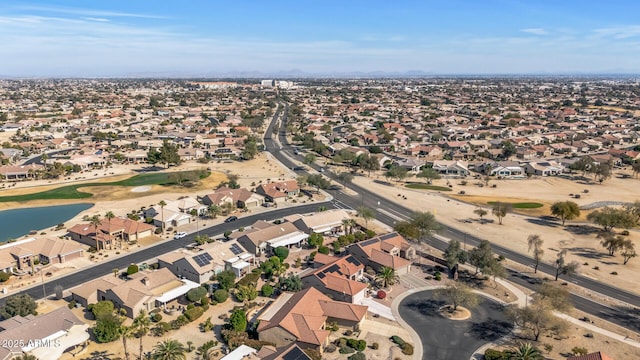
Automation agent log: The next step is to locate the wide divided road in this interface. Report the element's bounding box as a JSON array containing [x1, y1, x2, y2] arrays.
[[5, 101, 639, 333], [268, 101, 640, 333]]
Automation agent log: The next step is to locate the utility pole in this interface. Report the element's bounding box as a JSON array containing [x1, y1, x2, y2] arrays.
[[40, 268, 46, 298]]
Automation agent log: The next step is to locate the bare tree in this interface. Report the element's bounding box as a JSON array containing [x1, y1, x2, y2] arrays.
[[554, 250, 579, 281], [527, 234, 544, 273]]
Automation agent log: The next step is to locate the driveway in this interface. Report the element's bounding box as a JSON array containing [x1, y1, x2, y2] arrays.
[[398, 290, 513, 360]]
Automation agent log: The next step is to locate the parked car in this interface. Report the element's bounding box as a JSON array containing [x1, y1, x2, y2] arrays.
[[224, 216, 238, 223], [174, 231, 187, 239]]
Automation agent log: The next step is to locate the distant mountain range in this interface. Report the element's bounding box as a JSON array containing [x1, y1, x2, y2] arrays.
[[1, 70, 639, 79]]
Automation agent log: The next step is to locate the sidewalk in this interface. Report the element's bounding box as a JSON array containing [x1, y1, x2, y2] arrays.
[[468, 278, 640, 360]]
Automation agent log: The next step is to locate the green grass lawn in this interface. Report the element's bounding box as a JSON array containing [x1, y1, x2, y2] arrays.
[[0, 171, 209, 203], [405, 183, 452, 191], [487, 201, 544, 209]]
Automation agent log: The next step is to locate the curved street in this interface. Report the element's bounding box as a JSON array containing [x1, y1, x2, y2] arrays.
[[398, 290, 513, 360]]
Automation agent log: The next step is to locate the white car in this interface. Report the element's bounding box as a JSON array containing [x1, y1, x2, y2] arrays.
[[174, 232, 187, 239]]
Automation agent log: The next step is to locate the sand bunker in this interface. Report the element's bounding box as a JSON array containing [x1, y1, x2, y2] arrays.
[[131, 186, 151, 193]]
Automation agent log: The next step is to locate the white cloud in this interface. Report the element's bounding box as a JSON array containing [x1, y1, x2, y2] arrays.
[[83, 17, 110, 22], [593, 25, 640, 39], [520, 28, 548, 35], [14, 5, 169, 19]]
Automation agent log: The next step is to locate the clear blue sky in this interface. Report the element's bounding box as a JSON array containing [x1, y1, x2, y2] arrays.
[[1, 1, 640, 76]]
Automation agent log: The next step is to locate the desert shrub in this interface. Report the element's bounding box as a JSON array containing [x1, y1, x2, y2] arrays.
[[261, 284, 274, 297], [344, 329, 353, 336], [356, 340, 366, 351], [0, 272, 11, 282], [187, 303, 195, 310], [371, 342, 379, 349], [484, 348, 508, 360], [126, 264, 139, 275], [184, 307, 204, 322], [339, 346, 355, 354], [621, 230, 630, 236], [571, 347, 588, 356], [213, 289, 229, 303], [391, 335, 405, 346], [237, 271, 261, 287], [611, 271, 618, 275], [152, 313, 163, 322], [318, 246, 330, 254], [187, 286, 208, 302], [325, 344, 337, 353], [401, 343, 414, 355], [201, 296, 210, 306], [67, 300, 76, 309], [348, 352, 366, 360]]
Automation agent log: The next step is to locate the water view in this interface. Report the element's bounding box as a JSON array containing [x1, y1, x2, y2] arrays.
[[0, 203, 93, 242]]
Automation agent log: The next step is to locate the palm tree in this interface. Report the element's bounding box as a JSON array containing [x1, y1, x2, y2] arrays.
[[14, 354, 38, 360], [152, 339, 186, 360], [341, 219, 351, 234], [158, 200, 167, 233], [133, 310, 151, 360], [105, 211, 115, 250], [507, 342, 543, 360], [119, 325, 136, 360], [376, 266, 398, 289], [89, 215, 102, 251], [357, 206, 375, 230]]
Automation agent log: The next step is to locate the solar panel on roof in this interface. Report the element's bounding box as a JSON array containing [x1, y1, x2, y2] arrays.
[[346, 256, 361, 266], [192, 253, 212, 267], [358, 238, 379, 247], [230, 243, 243, 255], [325, 264, 340, 273], [380, 232, 398, 241], [282, 346, 311, 360]]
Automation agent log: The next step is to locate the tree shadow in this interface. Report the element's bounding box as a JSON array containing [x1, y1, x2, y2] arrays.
[[563, 225, 602, 235], [567, 247, 607, 260], [609, 305, 640, 332], [81, 350, 116, 360], [468, 318, 513, 341], [526, 217, 560, 228], [404, 298, 446, 316]]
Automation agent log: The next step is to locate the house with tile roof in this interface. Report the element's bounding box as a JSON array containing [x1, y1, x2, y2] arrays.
[[0, 237, 84, 273], [255, 180, 299, 203], [68, 217, 154, 250], [71, 268, 199, 318], [347, 232, 414, 275], [257, 343, 313, 360], [257, 287, 367, 352], [237, 222, 308, 256], [158, 240, 254, 283], [286, 209, 351, 235], [0, 307, 90, 360], [301, 255, 367, 303], [201, 187, 264, 209], [568, 352, 613, 360]]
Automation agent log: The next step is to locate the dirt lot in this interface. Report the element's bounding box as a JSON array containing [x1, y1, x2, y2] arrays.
[[353, 170, 640, 298]]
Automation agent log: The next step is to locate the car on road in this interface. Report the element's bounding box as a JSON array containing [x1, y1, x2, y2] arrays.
[[174, 232, 187, 239], [224, 216, 238, 223], [319, 167, 325, 172]]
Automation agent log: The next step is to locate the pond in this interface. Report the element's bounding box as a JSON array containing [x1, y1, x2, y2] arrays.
[[0, 203, 93, 242]]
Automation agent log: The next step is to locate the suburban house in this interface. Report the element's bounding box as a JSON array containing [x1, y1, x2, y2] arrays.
[[158, 240, 254, 283], [524, 161, 565, 176], [0, 164, 45, 181], [480, 161, 525, 178], [68, 217, 155, 250], [0, 237, 84, 273], [431, 160, 470, 177], [237, 222, 308, 256], [257, 344, 313, 360], [286, 209, 352, 235], [144, 206, 192, 229], [347, 232, 414, 275], [301, 255, 368, 303], [71, 268, 200, 318], [568, 352, 613, 360], [257, 287, 368, 352], [255, 180, 300, 203], [201, 187, 265, 209], [0, 307, 90, 360]]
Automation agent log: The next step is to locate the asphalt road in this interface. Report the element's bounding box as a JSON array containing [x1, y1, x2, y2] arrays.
[[268, 101, 640, 332], [3, 202, 336, 302], [399, 290, 513, 360]]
